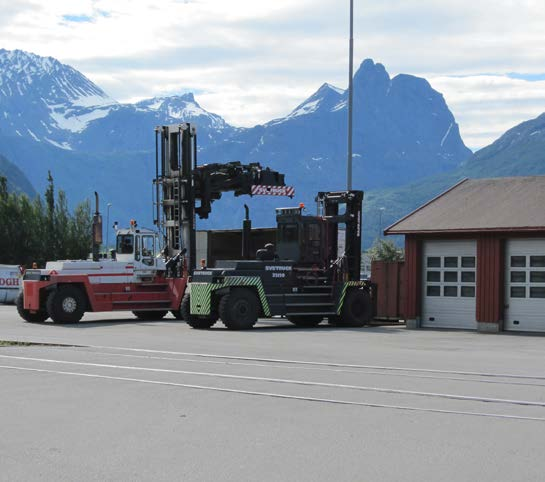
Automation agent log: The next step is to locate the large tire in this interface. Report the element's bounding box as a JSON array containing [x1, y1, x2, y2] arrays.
[[46, 286, 85, 324], [338, 289, 372, 327], [180, 293, 217, 329], [287, 315, 323, 327], [16, 292, 48, 323], [132, 310, 168, 321], [327, 315, 340, 326], [219, 288, 259, 330]]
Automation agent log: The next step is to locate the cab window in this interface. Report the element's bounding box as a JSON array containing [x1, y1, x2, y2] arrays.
[[142, 236, 155, 257], [141, 236, 155, 265], [117, 234, 134, 254]]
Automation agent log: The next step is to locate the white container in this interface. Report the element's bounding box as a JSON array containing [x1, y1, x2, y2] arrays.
[[0, 264, 22, 304]]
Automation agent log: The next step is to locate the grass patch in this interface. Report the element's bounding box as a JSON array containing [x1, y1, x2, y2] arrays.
[[0, 340, 33, 347]]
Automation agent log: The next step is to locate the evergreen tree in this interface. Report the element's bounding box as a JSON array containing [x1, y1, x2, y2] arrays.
[[0, 173, 92, 265]]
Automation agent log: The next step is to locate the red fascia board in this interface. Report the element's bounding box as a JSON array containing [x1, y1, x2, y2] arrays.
[[386, 227, 545, 235], [383, 177, 469, 235]]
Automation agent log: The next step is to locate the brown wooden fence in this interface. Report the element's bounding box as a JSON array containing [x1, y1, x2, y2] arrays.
[[371, 260, 406, 320]]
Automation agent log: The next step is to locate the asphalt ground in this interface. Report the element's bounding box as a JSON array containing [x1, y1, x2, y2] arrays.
[[1, 305, 545, 481]]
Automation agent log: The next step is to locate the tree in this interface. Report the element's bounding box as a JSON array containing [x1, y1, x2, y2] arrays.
[[0, 173, 92, 265], [368, 239, 404, 262]]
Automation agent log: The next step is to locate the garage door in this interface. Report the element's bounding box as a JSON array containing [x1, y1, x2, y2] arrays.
[[505, 239, 545, 332], [422, 240, 477, 329]]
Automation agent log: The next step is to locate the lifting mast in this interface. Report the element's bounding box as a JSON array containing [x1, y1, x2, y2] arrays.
[[153, 123, 294, 272]]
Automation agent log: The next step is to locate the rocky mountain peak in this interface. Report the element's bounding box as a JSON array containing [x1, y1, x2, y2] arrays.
[[353, 59, 391, 97]]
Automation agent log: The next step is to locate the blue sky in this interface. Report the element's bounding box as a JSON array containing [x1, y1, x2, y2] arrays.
[[2, 0, 545, 149]]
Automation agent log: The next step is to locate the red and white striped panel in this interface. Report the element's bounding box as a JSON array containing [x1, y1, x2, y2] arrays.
[[251, 185, 295, 197]]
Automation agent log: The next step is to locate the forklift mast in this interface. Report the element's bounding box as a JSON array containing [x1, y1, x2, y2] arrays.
[[275, 190, 363, 282], [153, 123, 294, 272], [316, 190, 363, 281]]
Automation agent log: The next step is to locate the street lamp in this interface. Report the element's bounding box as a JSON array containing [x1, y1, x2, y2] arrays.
[[347, 0, 354, 190], [378, 207, 385, 238], [106, 203, 112, 254]]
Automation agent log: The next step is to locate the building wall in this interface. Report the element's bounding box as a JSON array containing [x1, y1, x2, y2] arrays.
[[402, 231, 545, 332], [476, 235, 504, 327], [404, 235, 422, 324]]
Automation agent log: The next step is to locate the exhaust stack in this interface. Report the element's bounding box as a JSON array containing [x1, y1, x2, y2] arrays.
[[92, 191, 103, 261]]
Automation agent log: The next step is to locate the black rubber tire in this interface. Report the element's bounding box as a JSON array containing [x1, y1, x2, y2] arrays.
[[219, 288, 259, 330], [327, 315, 340, 326], [287, 315, 323, 327], [132, 310, 168, 321], [46, 286, 85, 324], [338, 289, 372, 327], [180, 293, 217, 329], [16, 292, 48, 323]]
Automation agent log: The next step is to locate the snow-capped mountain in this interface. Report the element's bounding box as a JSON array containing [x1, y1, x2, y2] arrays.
[[204, 59, 471, 194], [276, 83, 345, 122], [0, 49, 233, 152], [0, 50, 472, 245], [135, 94, 228, 130], [73, 92, 235, 153], [0, 49, 116, 149]]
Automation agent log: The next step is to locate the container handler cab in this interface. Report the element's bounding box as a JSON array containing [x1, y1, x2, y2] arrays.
[[17, 123, 294, 324], [185, 190, 372, 330]]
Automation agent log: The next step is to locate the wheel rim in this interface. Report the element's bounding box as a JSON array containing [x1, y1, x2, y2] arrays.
[[234, 300, 250, 320], [62, 296, 77, 313]]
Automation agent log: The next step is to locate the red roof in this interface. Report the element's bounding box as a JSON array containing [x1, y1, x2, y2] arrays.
[[385, 175, 545, 235]]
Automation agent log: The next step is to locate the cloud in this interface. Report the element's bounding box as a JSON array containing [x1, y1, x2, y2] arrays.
[[428, 75, 545, 149], [2, 0, 545, 147]]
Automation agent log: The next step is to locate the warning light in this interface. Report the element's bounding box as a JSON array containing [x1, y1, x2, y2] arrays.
[[299, 203, 305, 210]]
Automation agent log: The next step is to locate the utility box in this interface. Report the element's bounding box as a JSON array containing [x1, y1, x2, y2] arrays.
[[371, 260, 406, 320]]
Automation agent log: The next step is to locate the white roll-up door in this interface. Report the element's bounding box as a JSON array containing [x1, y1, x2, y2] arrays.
[[422, 240, 477, 329], [505, 239, 545, 332]]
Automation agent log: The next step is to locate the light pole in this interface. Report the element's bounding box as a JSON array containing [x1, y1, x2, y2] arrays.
[[106, 203, 112, 254], [347, 0, 354, 190], [378, 207, 385, 238]]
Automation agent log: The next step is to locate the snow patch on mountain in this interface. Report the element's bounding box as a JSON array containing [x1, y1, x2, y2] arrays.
[[134, 94, 228, 130], [325, 83, 345, 95], [288, 99, 321, 118], [49, 106, 112, 133]]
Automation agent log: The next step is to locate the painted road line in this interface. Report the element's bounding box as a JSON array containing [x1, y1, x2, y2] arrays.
[[1, 354, 544, 408], [83, 345, 545, 381], [1, 364, 544, 422]]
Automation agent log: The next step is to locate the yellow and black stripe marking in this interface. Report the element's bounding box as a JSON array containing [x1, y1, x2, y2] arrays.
[[189, 277, 271, 317], [336, 281, 368, 315]]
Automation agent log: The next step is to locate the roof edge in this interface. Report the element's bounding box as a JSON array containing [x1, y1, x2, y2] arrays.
[[386, 226, 545, 235], [384, 177, 469, 235]]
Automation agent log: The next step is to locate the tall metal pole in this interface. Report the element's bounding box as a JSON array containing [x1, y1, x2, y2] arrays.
[[347, 0, 354, 190], [106, 203, 112, 252]]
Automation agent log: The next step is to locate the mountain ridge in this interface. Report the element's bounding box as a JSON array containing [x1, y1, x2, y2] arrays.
[[0, 153, 36, 197], [0, 49, 473, 246], [364, 111, 545, 246]]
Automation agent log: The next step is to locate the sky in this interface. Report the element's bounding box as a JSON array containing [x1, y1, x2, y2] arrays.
[[2, 0, 545, 150]]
